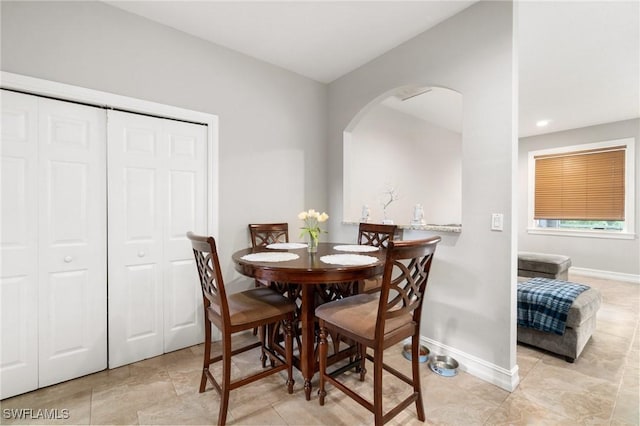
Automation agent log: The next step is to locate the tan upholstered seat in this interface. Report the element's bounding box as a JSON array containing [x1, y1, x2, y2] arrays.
[[317, 237, 441, 426], [315, 294, 414, 344], [187, 232, 295, 426], [209, 286, 297, 326]]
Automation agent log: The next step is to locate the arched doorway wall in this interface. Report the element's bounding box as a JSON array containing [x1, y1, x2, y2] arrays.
[[343, 84, 463, 227]]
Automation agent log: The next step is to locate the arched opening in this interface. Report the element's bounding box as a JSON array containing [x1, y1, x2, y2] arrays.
[[343, 85, 463, 228]]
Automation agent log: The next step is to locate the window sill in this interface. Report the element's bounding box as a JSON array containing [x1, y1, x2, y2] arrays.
[[527, 228, 636, 240]]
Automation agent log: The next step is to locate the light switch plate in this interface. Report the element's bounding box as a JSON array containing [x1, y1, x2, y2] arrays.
[[491, 213, 504, 231]]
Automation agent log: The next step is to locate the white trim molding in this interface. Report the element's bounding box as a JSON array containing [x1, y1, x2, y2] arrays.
[[420, 337, 520, 392], [0, 71, 220, 241], [570, 267, 640, 284], [526, 228, 636, 240]]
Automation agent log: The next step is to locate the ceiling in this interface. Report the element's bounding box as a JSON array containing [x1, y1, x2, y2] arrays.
[[518, 1, 639, 137], [105, 1, 639, 138]]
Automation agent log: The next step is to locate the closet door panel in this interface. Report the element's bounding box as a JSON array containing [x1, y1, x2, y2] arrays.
[[163, 121, 206, 352], [37, 98, 107, 386], [108, 111, 164, 368], [124, 264, 160, 338], [108, 111, 207, 365], [0, 91, 39, 399]]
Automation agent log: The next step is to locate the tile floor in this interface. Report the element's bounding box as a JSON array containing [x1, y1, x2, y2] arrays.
[[1, 274, 638, 425]]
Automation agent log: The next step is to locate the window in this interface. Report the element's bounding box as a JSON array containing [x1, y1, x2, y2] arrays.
[[528, 138, 635, 238]]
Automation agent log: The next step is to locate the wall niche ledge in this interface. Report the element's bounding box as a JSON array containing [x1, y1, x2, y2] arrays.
[[342, 221, 462, 233]]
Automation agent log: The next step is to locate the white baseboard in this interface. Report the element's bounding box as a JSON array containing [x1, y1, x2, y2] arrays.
[[570, 267, 640, 284], [419, 337, 520, 392], [411, 267, 638, 393]]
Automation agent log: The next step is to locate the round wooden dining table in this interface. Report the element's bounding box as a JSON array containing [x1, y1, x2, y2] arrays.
[[232, 242, 386, 400]]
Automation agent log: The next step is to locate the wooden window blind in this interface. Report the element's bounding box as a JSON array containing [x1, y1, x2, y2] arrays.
[[534, 147, 625, 220]]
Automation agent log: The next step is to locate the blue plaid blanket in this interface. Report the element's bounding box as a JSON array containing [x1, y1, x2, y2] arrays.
[[517, 277, 590, 335]]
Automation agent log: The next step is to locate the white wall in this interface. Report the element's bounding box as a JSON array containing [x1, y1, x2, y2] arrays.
[[346, 104, 462, 225], [0, 1, 328, 280], [328, 1, 518, 389], [519, 119, 640, 278]]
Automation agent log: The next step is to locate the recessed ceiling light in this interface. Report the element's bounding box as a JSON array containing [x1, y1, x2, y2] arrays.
[[536, 119, 551, 127]]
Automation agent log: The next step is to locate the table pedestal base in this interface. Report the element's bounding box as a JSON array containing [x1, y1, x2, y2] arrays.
[[268, 281, 360, 401]]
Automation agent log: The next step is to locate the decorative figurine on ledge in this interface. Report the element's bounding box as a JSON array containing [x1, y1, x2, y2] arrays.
[[360, 205, 371, 223], [411, 203, 426, 226], [381, 186, 399, 225]]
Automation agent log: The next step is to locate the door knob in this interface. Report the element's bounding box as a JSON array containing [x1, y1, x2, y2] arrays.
[[138, 251, 146, 258], [64, 256, 73, 263]]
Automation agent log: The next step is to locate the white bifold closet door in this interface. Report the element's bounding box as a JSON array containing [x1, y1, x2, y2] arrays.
[[1, 91, 107, 398], [107, 109, 206, 368]]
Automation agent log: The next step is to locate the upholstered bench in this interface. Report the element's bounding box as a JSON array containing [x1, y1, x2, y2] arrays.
[[517, 277, 602, 362], [518, 251, 572, 281]]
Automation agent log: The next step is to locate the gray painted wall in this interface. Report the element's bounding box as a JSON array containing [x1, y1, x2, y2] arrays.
[[1, 1, 328, 280], [327, 1, 518, 375], [3, 0, 521, 386], [519, 119, 640, 276]]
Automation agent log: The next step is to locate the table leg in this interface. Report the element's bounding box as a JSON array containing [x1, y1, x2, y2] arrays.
[[300, 285, 315, 401]]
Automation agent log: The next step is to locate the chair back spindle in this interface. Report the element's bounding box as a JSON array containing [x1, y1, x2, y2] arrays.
[[188, 233, 229, 325], [357, 222, 397, 248], [249, 223, 289, 248], [357, 222, 398, 294], [377, 239, 438, 330]]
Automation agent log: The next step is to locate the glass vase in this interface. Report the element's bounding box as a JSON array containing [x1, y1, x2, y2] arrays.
[[307, 236, 318, 253]]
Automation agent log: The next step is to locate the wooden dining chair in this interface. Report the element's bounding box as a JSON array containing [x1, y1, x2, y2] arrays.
[[248, 223, 289, 248], [316, 236, 441, 426], [187, 232, 295, 426], [358, 222, 397, 294], [247, 223, 290, 340]]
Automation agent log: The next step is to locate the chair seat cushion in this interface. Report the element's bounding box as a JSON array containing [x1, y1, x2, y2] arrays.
[[209, 287, 295, 326], [315, 293, 414, 342]]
